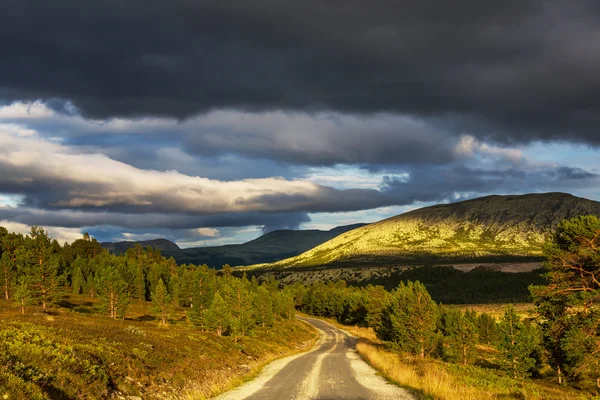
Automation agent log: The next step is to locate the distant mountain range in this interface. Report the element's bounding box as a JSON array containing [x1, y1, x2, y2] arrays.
[[100, 223, 367, 268], [246, 193, 600, 270]]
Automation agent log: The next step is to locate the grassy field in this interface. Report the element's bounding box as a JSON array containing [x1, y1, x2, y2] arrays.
[[312, 315, 590, 400], [451, 303, 535, 320], [0, 295, 317, 400]]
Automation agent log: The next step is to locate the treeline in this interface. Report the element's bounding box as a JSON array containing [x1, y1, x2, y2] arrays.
[[294, 215, 600, 391], [0, 226, 295, 338], [291, 279, 538, 375], [367, 265, 545, 303]]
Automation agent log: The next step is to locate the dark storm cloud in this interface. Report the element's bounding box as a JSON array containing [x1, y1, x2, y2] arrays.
[[0, 206, 311, 232], [2, 0, 600, 144], [381, 165, 600, 205]]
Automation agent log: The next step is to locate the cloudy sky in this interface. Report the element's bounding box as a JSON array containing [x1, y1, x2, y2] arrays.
[[1, 0, 600, 246]]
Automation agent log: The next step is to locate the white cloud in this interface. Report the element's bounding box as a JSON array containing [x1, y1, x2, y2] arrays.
[[0, 219, 83, 244], [0, 126, 371, 215]]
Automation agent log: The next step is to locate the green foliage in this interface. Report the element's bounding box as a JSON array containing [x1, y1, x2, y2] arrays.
[[150, 278, 171, 326], [71, 266, 85, 295], [18, 227, 64, 310], [497, 305, 541, 378], [96, 262, 130, 319], [439, 308, 479, 365], [375, 281, 438, 357], [477, 312, 499, 345], [204, 292, 231, 336], [531, 215, 600, 385], [12, 278, 34, 315], [254, 286, 274, 327]]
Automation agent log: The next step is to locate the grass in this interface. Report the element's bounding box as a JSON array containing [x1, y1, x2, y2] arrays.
[[451, 303, 535, 320], [0, 295, 317, 400], [312, 315, 589, 400]]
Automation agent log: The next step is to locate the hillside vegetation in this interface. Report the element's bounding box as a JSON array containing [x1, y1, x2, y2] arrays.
[[102, 224, 366, 268], [247, 193, 600, 269], [0, 226, 316, 399], [289, 214, 600, 398]]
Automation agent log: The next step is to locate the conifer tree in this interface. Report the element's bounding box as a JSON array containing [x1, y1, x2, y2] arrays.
[[188, 268, 216, 327], [204, 292, 231, 336], [375, 281, 438, 357], [477, 312, 498, 345], [440, 309, 478, 365], [0, 252, 15, 300], [531, 215, 600, 384], [151, 278, 171, 326], [254, 286, 274, 327], [72, 266, 85, 294], [19, 227, 63, 310], [96, 265, 130, 319], [13, 278, 34, 314], [133, 263, 146, 302], [498, 305, 540, 378]]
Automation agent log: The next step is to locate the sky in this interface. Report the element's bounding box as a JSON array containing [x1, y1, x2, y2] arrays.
[[1, 0, 600, 247]]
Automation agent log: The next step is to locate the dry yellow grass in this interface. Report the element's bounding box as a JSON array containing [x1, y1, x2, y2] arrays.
[[313, 316, 587, 400], [357, 341, 491, 400], [452, 303, 535, 320]]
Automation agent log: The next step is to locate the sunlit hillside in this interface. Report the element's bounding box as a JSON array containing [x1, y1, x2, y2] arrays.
[[247, 193, 600, 269]]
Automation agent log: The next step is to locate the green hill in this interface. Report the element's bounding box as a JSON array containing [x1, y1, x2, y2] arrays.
[[101, 223, 366, 268], [247, 193, 600, 269]]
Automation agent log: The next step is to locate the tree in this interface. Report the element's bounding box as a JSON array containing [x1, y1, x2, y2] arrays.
[[18, 227, 63, 310], [497, 305, 540, 378], [224, 279, 255, 337], [375, 281, 438, 357], [96, 265, 130, 319], [204, 292, 231, 336], [477, 312, 498, 345], [254, 286, 274, 327], [440, 309, 478, 365], [72, 266, 85, 294], [0, 252, 15, 300], [188, 267, 216, 327], [151, 278, 171, 326], [12, 278, 34, 314], [531, 215, 600, 384]]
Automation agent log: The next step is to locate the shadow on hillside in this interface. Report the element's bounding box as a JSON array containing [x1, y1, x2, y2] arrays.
[[56, 299, 95, 314]]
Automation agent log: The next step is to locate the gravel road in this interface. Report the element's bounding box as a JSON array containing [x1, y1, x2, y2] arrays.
[[213, 317, 414, 400]]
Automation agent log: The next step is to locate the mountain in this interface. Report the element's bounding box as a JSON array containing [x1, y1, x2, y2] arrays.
[[101, 223, 367, 268], [101, 238, 181, 254], [246, 193, 600, 270]]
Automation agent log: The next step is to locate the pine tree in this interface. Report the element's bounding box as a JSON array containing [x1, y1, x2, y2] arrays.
[[375, 281, 438, 357], [498, 305, 540, 378], [0, 252, 15, 300], [476, 313, 498, 345], [151, 278, 171, 326], [96, 265, 130, 319], [531, 215, 600, 384], [254, 286, 274, 327], [204, 292, 231, 336], [72, 266, 85, 294], [188, 268, 216, 327], [18, 227, 63, 310], [440, 309, 478, 365], [12, 278, 34, 315], [133, 263, 146, 302]]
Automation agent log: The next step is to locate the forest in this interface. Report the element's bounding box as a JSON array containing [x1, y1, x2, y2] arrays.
[[1, 215, 599, 398]]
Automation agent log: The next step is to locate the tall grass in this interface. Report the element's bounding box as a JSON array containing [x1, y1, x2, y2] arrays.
[[321, 317, 587, 400]]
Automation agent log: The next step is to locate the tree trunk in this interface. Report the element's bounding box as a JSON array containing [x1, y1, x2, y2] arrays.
[[3, 266, 9, 300], [557, 366, 562, 385]]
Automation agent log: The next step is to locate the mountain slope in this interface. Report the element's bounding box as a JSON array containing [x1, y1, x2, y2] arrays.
[[101, 223, 366, 268], [247, 193, 600, 269]]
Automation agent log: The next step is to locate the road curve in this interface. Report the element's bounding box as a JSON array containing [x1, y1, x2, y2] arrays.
[[213, 317, 414, 400]]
